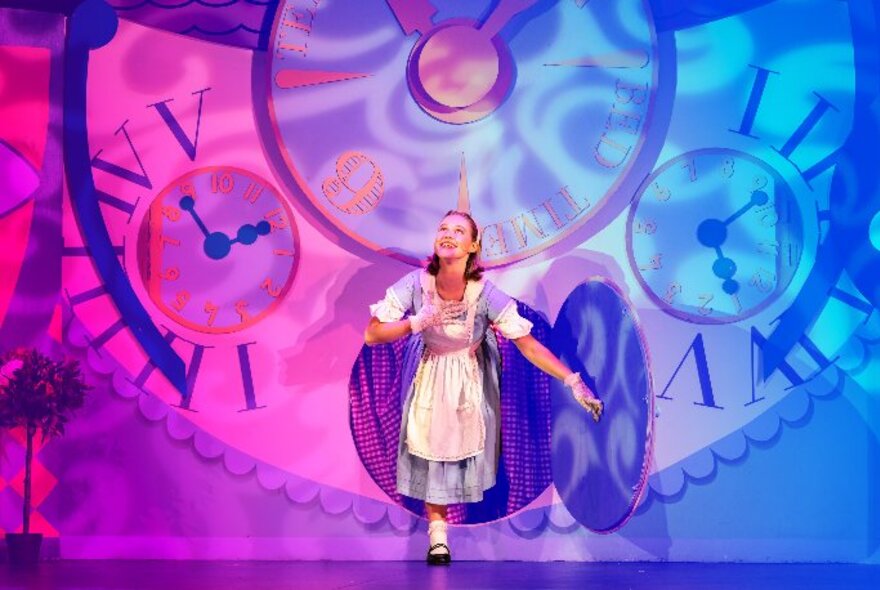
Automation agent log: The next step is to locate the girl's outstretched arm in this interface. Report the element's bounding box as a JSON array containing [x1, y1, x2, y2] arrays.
[[511, 334, 603, 421]]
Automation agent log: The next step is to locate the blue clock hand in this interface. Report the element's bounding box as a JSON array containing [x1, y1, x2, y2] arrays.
[[179, 196, 209, 237], [230, 220, 271, 246], [723, 190, 769, 225], [202, 220, 271, 261], [695, 189, 771, 294], [178, 196, 236, 260]]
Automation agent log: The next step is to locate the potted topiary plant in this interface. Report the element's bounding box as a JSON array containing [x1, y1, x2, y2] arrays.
[[0, 348, 88, 568]]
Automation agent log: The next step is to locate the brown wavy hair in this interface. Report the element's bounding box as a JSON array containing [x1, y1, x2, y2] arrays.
[[426, 210, 484, 281]]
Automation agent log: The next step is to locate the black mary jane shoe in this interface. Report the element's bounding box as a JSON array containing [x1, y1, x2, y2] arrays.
[[426, 543, 452, 565]]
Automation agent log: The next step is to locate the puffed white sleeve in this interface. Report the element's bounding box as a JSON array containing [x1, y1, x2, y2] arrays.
[[486, 282, 533, 340], [369, 271, 417, 322]]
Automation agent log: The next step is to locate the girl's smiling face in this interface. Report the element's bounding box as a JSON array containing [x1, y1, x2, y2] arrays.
[[434, 213, 478, 260]]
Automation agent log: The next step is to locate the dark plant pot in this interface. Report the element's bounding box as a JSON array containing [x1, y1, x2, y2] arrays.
[[5, 533, 42, 568]]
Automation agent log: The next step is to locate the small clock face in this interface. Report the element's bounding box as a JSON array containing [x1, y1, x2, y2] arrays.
[[263, 0, 664, 266], [627, 149, 804, 324], [136, 167, 299, 334]]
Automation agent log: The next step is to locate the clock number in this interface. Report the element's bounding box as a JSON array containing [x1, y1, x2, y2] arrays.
[[662, 281, 681, 304], [639, 254, 662, 271], [274, 249, 296, 257], [681, 159, 697, 182], [321, 151, 385, 215], [160, 267, 180, 281], [757, 204, 778, 227], [162, 205, 181, 221], [752, 174, 768, 190], [720, 158, 735, 179], [697, 293, 713, 316], [160, 235, 180, 249], [179, 182, 196, 198], [235, 300, 251, 323], [730, 293, 743, 315], [276, 4, 317, 58], [243, 182, 264, 204], [749, 268, 776, 293], [652, 181, 671, 202], [260, 278, 282, 298], [172, 290, 191, 312], [634, 219, 657, 234], [264, 208, 289, 231], [204, 301, 219, 327], [756, 241, 779, 256], [212, 171, 234, 194]]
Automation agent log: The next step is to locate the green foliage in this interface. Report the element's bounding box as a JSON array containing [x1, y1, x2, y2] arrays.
[[0, 348, 89, 439]]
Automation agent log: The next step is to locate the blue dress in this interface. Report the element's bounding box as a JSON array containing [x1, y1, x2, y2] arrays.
[[369, 270, 533, 505]]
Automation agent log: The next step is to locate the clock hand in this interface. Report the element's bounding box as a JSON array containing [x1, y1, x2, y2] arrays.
[[723, 190, 769, 225], [386, 0, 437, 36], [204, 221, 271, 261], [693, 188, 776, 293], [479, 0, 540, 39], [230, 221, 271, 246], [179, 196, 210, 237]]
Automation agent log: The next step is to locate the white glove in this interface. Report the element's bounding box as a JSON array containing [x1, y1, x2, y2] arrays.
[[564, 372, 603, 422], [409, 296, 467, 333]]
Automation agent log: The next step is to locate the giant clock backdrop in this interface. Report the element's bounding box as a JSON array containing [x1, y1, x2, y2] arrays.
[[0, 0, 876, 560]]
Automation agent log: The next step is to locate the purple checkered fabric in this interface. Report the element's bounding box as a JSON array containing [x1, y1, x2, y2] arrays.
[[348, 302, 552, 524]]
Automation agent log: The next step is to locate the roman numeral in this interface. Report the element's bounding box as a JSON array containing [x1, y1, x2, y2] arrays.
[[178, 344, 206, 411], [731, 67, 839, 186], [63, 245, 124, 257], [773, 92, 839, 182], [237, 343, 266, 412], [87, 318, 126, 351], [148, 87, 210, 162], [91, 119, 153, 189], [131, 330, 179, 390], [750, 327, 832, 402], [658, 333, 723, 409], [729, 65, 778, 140], [96, 189, 138, 218], [64, 285, 107, 308]]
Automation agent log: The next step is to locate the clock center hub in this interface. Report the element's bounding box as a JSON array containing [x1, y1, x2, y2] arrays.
[[416, 25, 501, 109]]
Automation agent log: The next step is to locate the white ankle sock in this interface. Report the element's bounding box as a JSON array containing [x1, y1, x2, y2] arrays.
[[428, 520, 449, 554]]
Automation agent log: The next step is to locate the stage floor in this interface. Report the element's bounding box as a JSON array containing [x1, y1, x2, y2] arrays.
[[1, 561, 879, 589]]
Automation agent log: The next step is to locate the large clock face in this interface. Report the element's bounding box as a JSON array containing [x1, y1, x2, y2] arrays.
[[263, 0, 665, 266]]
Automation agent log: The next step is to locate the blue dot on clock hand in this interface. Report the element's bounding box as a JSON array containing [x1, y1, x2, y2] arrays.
[[697, 218, 727, 248], [751, 190, 769, 206], [712, 256, 737, 279], [180, 196, 195, 211], [235, 221, 272, 245], [722, 279, 740, 295], [237, 224, 259, 245], [204, 231, 232, 260]]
